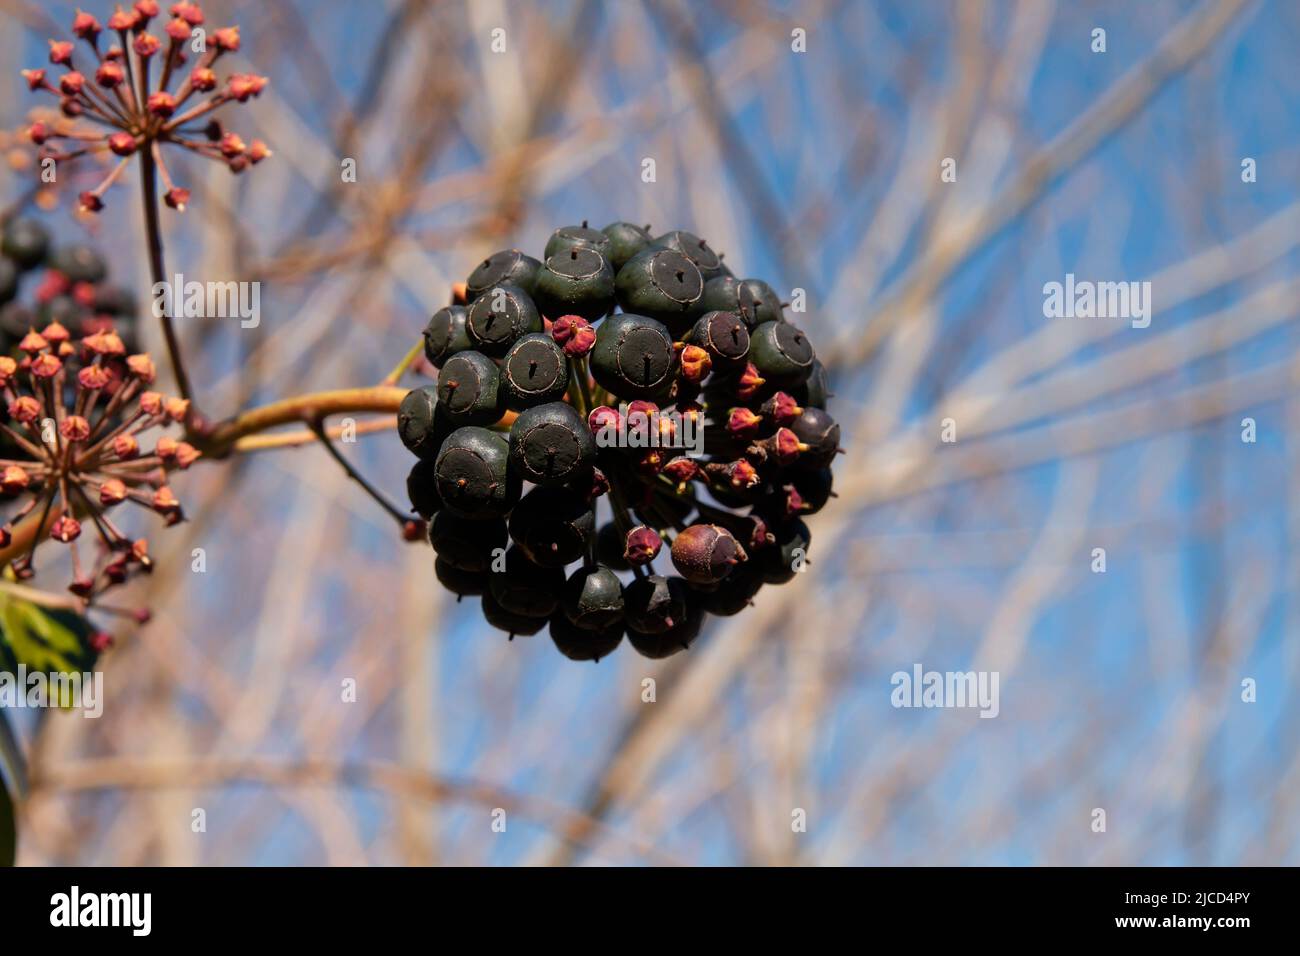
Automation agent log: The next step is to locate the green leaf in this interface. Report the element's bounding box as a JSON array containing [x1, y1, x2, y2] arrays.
[[0, 710, 16, 868], [0, 591, 95, 679], [0, 768, 14, 867]]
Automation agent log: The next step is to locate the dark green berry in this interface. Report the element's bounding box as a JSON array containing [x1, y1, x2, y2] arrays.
[[434, 425, 520, 518], [422, 305, 473, 367], [466, 249, 541, 300], [1, 218, 50, 270], [601, 221, 652, 270], [793, 358, 829, 409], [428, 512, 506, 571], [652, 230, 726, 281], [614, 247, 703, 330], [436, 350, 506, 426], [482, 591, 548, 638], [626, 601, 703, 658], [544, 222, 613, 260], [502, 332, 569, 409], [38, 294, 83, 327], [688, 310, 749, 366], [749, 320, 814, 387], [398, 386, 453, 460], [508, 401, 595, 487], [435, 558, 488, 599], [590, 313, 675, 401], [406, 459, 442, 519], [508, 486, 594, 567], [92, 284, 137, 318], [0, 258, 16, 307], [563, 565, 624, 629], [550, 613, 623, 662], [48, 244, 107, 284], [465, 284, 542, 356], [623, 574, 690, 635], [489, 546, 565, 618], [788, 467, 833, 515], [693, 561, 764, 616], [533, 247, 616, 321], [700, 276, 783, 327], [790, 407, 840, 469], [595, 521, 632, 571]]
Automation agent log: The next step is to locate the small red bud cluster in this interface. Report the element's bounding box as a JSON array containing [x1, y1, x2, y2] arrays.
[[22, 2, 270, 215]]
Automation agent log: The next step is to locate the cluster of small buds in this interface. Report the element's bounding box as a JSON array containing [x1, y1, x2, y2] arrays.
[[23, 2, 270, 214], [0, 322, 197, 600]]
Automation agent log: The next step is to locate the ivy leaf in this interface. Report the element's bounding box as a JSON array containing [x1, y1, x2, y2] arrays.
[[0, 591, 95, 679], [0, 710, 17, 868]]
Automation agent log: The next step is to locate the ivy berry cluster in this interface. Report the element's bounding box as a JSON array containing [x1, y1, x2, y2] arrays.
[[398, 222, 840, 662]]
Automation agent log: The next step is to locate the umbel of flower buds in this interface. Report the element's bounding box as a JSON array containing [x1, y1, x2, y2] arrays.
[[23, 2, 271, 215], [399, 221, 841, 663], [0, 325, 196, 598]]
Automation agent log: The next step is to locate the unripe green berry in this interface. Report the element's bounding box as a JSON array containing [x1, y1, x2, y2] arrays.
[[652, 230, 726, 281], [590, 313, 675, 401], [533, 247, 616, 321], [1, 218, 50, 270], [428, 512, 506, 571], [700, 276, 783, 327], [489, 546, 565, 618], [397, 385, 452, 460], [508, 486, 594, 567], [482, 591, 548, 638], [466, 249, 541, 301], [748, 320, 814, 387], [502, 332, 569, 409], [544, 222, 613, 260], [614, 247, 703, 330], [601, 221, 652, 269]]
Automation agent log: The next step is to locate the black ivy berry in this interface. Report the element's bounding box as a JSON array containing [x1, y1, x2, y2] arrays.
[[502, 332, 569, 409], [563, 565, 625, 630], [465, 284, 542, 355], [466, 249, 541, 301], [508, 486, 594, 567], [398, 386, 452, 460], [48, 244, 107, 284], [590, 313, 675, 400], [406, 460, 442, 520], [482, 591, 548, 638], [549, 613, 623, 662], [423, 305, 473, 367], [1, 218, 50, 270], [436, 558, 488, 600], [489, 546, 565, 619], [397, 218, 837, 663], [533, 246, 616, 321], [429, 512, 506, 572], [789, 407, 840, 469], [509, 401, 595, 486], [688, 310, 750, 367], [700, 275, 783, 327], [436, 350, 506, 425], [434, 426, 520, 518]]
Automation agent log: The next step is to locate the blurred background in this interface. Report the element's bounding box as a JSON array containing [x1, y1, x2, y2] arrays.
[[1, 0, 1297, 865]]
